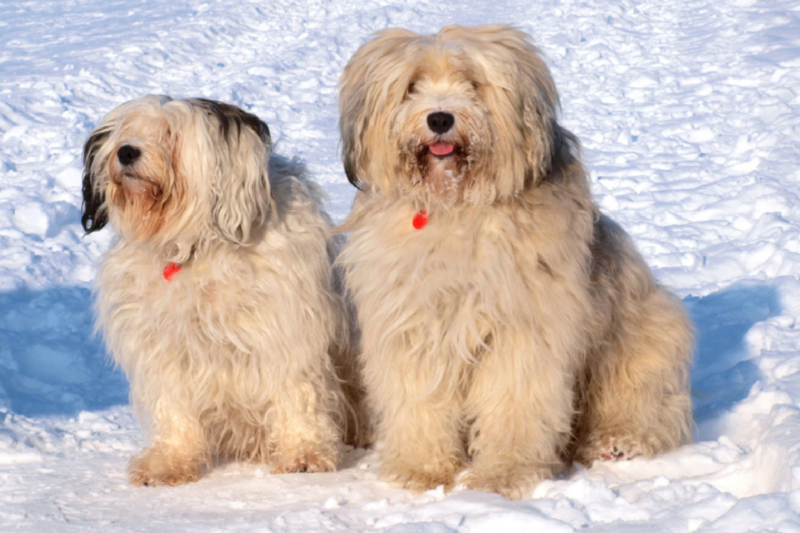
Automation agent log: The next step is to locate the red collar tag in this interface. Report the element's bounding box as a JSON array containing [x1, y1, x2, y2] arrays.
[[163, 262, 182, 281], [412, 210, 428, 230]]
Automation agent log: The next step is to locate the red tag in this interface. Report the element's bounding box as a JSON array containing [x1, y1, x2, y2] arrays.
[[412, 210, 428, 230], [163, 262, 182, 281]]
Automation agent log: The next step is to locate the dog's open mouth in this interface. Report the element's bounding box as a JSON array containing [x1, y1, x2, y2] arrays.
[[429, 142, 456, 157], [414, 139, 463, 162]]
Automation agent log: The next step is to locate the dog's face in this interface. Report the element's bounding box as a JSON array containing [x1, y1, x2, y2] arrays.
[[340, 25, 565, 204], [82, 96, 272, 255]]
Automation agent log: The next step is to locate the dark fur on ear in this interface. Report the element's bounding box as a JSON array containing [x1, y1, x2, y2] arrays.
[[81, 128, 111, 234], [197, 100, 273, 245], [343, 149, 362, 190], [188, 98, 271, 146], [338, 84, 365, 191], [544, 119, 580, 181]]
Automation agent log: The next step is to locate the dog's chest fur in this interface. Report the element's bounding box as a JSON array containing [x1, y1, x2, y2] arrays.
[[341, 190, 596, 360], [98, 243, 277, 360], [97, 203, 333, 380]]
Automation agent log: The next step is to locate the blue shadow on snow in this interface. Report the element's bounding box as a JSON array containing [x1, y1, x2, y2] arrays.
[[0, 286, 128, 417], [684, 283, 780, 434]]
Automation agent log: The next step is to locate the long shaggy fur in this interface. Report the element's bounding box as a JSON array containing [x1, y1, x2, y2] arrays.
[[82, 96, 366, 486], [337, 25, 693, 499]]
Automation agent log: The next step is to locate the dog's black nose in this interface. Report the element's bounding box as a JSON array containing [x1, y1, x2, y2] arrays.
[[427, 112, 455, 134], [117, 145, 141, 166]]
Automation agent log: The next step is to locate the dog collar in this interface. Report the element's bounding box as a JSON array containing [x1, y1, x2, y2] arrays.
[[412, 210, 428, 230], [163, 262, 182, 281]]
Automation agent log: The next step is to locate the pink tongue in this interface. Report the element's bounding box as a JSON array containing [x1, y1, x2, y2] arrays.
[[429, 142, 455, 156]]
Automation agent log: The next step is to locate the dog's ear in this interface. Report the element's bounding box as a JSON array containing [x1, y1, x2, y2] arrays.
[[195, 100, 273, 245], [81, 127, 112, 234], [339, 29, 419, 191], [491, 26, 561, 185], [339, 42, 371, 190]]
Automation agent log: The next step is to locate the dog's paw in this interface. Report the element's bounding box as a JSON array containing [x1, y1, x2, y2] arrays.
[[462, 465, 550, 500], [128, 449, 201, 487], [585, 434, 645, 463], [381, 457, 462, 493], [271, 449, 338, 474], [386, 468, 456, 493]]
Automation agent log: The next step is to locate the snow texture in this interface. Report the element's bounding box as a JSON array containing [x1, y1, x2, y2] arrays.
[[2, 0, 800, 531]]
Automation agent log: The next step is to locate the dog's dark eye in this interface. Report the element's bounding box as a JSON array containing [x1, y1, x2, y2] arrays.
[[405, 81, 418, 99], [471, 80, 480, 91]]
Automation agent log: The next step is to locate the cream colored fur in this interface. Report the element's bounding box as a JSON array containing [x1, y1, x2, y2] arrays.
[[337, 25, 693, 500], [83, 96, 365, 486]]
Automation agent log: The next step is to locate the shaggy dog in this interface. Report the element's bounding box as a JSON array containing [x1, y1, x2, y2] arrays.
[[337, 25, 693, 499], [82, 96, 364, 486]]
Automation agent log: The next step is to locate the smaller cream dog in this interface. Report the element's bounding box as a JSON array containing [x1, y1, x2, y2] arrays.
[[82, 96, 363, 485]]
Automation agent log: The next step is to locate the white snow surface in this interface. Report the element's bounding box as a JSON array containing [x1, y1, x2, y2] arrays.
[[2, 0, 800, 531]]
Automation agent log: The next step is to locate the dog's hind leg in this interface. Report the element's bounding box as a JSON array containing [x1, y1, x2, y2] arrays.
[[573, 288, 693, 465]]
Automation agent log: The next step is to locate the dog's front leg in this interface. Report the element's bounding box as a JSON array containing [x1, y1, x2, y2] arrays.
[[269, 377, 341, 474], [463, 332, 575, 500], [367, 349, 467, 493], [128, 398, 206, 487]]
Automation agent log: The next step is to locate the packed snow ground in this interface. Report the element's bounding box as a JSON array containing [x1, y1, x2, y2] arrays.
[[2, 0, 800, 531]]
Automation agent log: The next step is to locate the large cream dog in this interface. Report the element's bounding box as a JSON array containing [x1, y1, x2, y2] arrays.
[[82, 96, 364, 486], [337, 25, 693, 499]]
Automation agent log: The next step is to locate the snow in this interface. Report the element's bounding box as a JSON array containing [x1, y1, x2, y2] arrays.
[[1, 0, 800, 531]]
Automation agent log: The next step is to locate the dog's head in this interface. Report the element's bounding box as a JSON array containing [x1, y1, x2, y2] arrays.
[[340, 25, 572, 204], [81, 96, 272, 255]]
